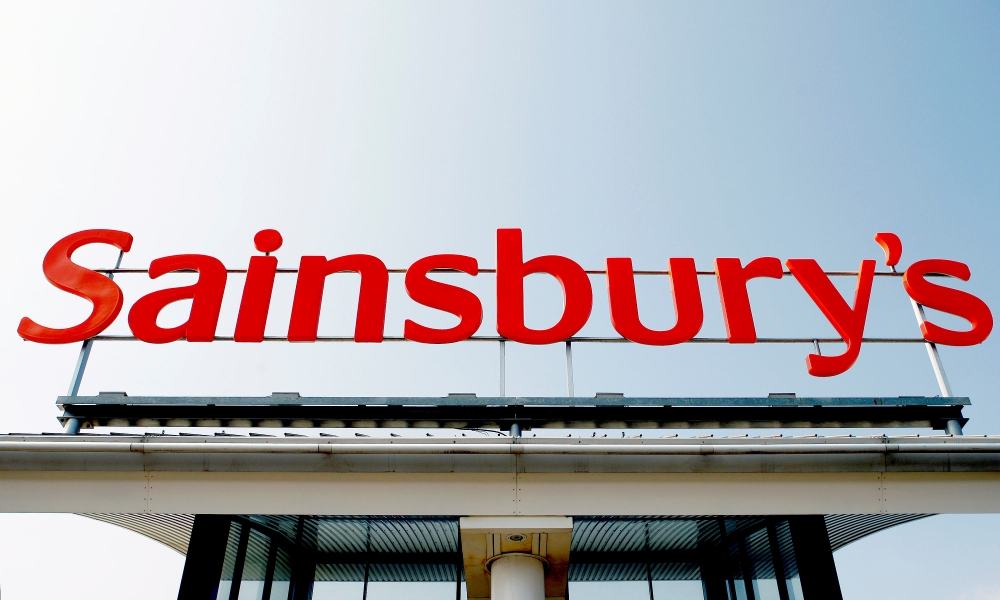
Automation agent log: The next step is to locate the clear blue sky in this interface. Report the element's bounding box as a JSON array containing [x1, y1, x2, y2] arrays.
[[1, 2, 998, 599]]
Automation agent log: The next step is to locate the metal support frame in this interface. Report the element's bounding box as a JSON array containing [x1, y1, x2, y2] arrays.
[[57, 394, 970, 431], [62, 250, 123, 434], [910, 299, 962, 435], [499, 340, 506, 398], [565, 342, 575, 398]]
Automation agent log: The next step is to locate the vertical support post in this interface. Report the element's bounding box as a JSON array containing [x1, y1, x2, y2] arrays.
[[565, 341, 574, 397], [643, 520, 654, 600], [737, 538, 758, 600], [909, 299, 962, 435], [176, 515, 231, 600], [766, 520, 791, 600], [63, 250, 123, 434], [288, 516, 315, 600], [362, 518, 372, 600], [260, 538, 278, 600], [499, 340, 506, 397], [788, 516, 843, 600], [697, 520, 729, 600], [227, 525, 251, 600]]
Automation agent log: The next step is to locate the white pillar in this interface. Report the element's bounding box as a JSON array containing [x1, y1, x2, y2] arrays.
[[490, 554, 545, 600]]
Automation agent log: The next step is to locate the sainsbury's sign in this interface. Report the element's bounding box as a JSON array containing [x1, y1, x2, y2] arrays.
[[17, 228, 993, 378]]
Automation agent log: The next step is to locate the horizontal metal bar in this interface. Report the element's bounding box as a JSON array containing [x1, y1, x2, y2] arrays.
[[86, 335, 928, 344], [97, 268, 923, 277], [1, 441, 997, 455], [58, 396, 970, 407]]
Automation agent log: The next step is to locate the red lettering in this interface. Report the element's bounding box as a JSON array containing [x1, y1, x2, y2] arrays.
[[606, 257, 703, 345], [18, 229, 133, 344], [234, 230, 283, 343], [404, 255, 482, 344], [874, 232, 902, 268], [127, 255, 228, 343], [496, 229, 592, 344], [287, 255, 388, 342], [786, 258, 876, 377], [903, 259, 993, 346], [714, 257, 783, 343]]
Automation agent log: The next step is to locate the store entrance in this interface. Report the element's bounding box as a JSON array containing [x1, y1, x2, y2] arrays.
[[176, 515, 844, 600]]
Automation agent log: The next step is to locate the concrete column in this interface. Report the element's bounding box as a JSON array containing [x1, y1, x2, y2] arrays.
[[460, 516, 572, 600], [490, 554, 546, 600]]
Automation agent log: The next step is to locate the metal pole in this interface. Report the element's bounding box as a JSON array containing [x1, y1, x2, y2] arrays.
[[63, 250, 124, 434], [909, 298, 962, 435], [499, 340, 506, 397], [644, 521, 654, 600], [565, 342, 575, 397]]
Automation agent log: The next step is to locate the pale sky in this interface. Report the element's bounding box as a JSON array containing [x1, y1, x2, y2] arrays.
[[1, 2, 999, 599]]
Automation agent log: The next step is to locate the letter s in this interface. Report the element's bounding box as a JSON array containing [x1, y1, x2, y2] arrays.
[[404, 254, 482, 344], [903, 259, 993, 346], [18, 229, 134, 344]]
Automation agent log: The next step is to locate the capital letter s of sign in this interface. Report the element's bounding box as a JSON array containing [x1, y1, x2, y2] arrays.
[[903, 259, 993, 346], [18, 229, 134, 344]]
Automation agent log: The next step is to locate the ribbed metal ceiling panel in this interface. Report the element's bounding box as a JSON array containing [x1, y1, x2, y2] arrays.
[[82, 513, 193, 554], [81, 511, 932, 581], [824, 514, 929, 550]]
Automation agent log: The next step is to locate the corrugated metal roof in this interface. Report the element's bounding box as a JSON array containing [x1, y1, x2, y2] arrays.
[[573, 518, 705, 553], [570, 563, 702, 582], [825, 513, 929, 550], [82, 513, 193, 554]]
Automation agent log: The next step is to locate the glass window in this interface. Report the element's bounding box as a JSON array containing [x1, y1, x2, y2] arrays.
[[569, 581, 650, 600], [218, 522, 244, 600], [366, 563, 458, 600], [237, 529, 272, 600], [773, 521, 800, 600], [311, 581, 364, 600], [266, 545, 293, 600], [650, 562, 704, 600], [311, 563, 364, 600], [366, 582, 457, 600], [651, 580, 705, 600], [744, 528, 779, 600]]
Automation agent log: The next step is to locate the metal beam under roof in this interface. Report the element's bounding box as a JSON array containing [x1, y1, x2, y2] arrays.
[[56, 395, 970, 431]]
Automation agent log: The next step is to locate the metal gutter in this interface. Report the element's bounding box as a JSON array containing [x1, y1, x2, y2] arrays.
[[2, 441, 999, 455]]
